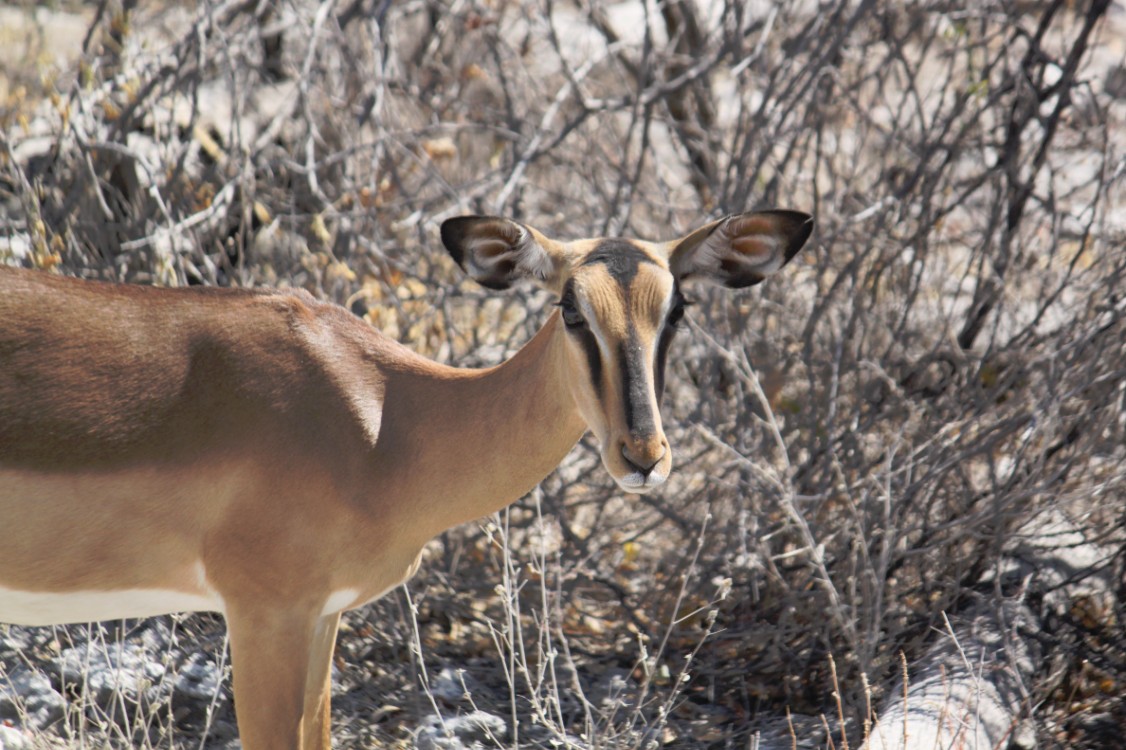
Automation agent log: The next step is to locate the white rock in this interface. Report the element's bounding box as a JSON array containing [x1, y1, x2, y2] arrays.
[[416, 710, 508, 750], [0, 667, 65, 729], [0, 724, 31, 750], [55, 642, 167, 706], [173, 653, 223, 702]]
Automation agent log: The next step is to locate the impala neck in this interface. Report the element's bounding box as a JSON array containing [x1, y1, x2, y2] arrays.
[[375, 311, 587, 539]]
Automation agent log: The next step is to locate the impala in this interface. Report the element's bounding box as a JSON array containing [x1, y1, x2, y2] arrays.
[[0, 209, 811, 749]]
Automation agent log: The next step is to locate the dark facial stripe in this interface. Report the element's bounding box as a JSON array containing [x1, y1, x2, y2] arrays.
[[579, 240, 655, 288], [575, 327, 603, 399], [560, 279, 604, 398], [655, 283, 683, 398], [655, 327, 675, 400], [620, 336, 657, 437]]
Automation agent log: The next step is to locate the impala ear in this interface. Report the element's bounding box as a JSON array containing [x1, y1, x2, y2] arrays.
[[441, 216, 569, 292], [666, 210, 813, 288]]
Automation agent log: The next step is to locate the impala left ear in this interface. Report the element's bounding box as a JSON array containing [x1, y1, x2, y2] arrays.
[[441, 215, 570, 292], [666, 210, 813, 288]]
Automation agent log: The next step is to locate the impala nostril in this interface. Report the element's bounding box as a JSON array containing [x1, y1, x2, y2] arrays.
[[621, 442, 662, 475]]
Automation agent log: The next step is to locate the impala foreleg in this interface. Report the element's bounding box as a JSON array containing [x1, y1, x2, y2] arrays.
[[226, 606, 339, 750], [302, 611, 342, 750]]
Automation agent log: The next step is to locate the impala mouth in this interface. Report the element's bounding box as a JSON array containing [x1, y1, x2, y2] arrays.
[[595, 433, 672, 495], [610, 462, 669, 495]]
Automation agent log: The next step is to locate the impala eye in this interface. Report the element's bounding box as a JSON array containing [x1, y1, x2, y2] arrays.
[[559, 296, 585, 329], [667, 291, 689, 327]]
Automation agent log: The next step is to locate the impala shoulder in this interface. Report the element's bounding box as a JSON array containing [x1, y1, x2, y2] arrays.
[[262, 290, 392, 447], [247, 285, 321, 321]]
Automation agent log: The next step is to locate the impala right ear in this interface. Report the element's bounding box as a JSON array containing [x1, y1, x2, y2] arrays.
[[667, 210, 813, 288], [441, 216, 570, 292]]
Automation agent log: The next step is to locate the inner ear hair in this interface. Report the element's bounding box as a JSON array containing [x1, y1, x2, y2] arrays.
[[440, 216, 525, 271], [669, 209, 813, 288], [440, 215, 561, 291]]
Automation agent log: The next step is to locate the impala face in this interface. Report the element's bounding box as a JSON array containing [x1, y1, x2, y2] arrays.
[[441, 210, 813, 494], [556, 241, 680, 492]]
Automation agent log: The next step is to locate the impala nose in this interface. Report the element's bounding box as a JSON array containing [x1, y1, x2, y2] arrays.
[[621, 439, 666, 476]]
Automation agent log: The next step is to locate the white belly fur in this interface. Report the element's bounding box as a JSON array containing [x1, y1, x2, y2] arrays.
[[0, 585, 224, 626]]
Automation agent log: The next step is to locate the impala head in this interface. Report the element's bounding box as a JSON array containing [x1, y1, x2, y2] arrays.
[[441, 210, 813, 494]]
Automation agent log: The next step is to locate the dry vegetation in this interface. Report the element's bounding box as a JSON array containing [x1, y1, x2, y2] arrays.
[[1, 0, 1125, 748]]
